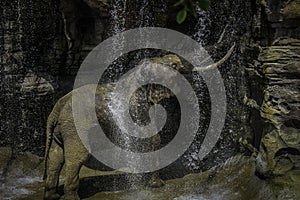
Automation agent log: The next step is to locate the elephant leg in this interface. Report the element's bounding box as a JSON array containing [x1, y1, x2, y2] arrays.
[[148, 171, 164, 188], [148, 134, 164, 188], [63, 140, 89, 200], [44, 141, 64, 200]]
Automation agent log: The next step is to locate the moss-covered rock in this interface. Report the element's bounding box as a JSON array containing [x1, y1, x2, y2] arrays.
[[256, 39, 300, 178], [249, 0, 300, 181], [243, 0, 300, 188]]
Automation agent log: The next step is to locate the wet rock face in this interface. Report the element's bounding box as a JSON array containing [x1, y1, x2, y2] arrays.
[[20, 71, 55, 96], [256, 38, 300, 177], [59, 0, 109, 50], [0, 0, 64, 154], [247, 0, 300, 177]]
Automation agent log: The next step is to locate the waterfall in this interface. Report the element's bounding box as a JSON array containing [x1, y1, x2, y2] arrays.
[[104, 0, 128, 82], [182, 8, 213, 171], [107, 0, 158, 188], [138, 0, 154, 27], [192, 8, 210, 45], [108, 0, 149, 188], [110, 0, 127, 34]]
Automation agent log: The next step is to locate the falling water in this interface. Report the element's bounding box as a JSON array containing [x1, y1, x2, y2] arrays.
[[108, 0, 212, 181], [103, 0, 128, 82], [106, 0, 132, 191], [110, 0, 127, 34], [133, 0, 155, 63], [107, 0, 158, 189], [192, 9, 211, 45], [138, 0, 154, 27], [182, 8, 212, 171]]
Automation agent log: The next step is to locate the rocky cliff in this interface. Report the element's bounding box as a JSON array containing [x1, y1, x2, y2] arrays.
[[244, 0, 300, 180]]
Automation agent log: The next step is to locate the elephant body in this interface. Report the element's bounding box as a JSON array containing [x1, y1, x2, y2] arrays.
[[44, 55, 184, 200]]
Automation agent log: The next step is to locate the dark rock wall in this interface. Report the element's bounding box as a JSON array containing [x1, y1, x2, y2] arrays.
[[0, 0, 65, 153], [244, 0, 300, 178], [0, 0, 111, 154]]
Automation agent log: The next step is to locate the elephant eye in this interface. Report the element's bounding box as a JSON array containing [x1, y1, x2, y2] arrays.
[[171, 63, 177, 69]]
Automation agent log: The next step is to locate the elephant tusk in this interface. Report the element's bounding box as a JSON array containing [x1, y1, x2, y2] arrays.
[[192, 42, 236, 72]]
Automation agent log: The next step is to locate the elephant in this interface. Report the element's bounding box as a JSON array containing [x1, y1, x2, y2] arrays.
[[43, 46, 235, 199], [43, 54, 186, 200]]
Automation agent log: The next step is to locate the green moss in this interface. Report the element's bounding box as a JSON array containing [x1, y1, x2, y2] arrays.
[[282, 1, 300, 19]]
